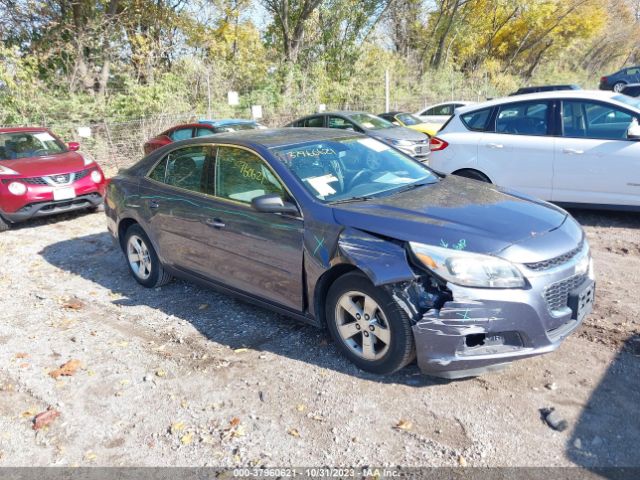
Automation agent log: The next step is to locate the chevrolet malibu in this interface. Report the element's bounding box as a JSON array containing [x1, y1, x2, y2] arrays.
[[105, 129, 594, 378], [0, 127, 107, 231]]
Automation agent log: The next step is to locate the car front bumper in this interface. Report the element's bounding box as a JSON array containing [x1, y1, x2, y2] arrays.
[[412, 251, 595, 379], [0, 192, 103, 222]]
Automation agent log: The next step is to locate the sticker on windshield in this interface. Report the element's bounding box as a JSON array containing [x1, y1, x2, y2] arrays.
[[357, 138, 389, 152], [361, 122, 375, 129], [374, 172, 415, 184], [34, 132, 55, 142], [306, 174, 338, 197]]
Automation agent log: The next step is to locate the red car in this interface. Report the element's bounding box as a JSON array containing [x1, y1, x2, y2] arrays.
[[143, 119, 266, 154], [0, 127, 107, 232]]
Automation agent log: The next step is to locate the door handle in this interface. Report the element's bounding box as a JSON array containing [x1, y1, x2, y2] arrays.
[[149, 199, 160, 209], [206, 218, 225, 229], [563, 148, 584, 155], [487, 143, 503, 149]]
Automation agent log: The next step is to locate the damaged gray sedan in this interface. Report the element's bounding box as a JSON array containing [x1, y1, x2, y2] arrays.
[[105, 128, 595, 378]]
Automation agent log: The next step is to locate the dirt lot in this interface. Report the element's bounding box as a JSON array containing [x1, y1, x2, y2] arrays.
[[0, 208, 638, 468]]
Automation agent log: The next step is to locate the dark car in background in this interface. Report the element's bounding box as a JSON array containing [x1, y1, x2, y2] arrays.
[[600, 66, 640, 92], [510, 84, 580, 96], [286, 111, 429, 161], [0, 127, 107, 231], [105, 128, 593, 379], [143, 119, 266, 154], [621, 83, 640, 97]]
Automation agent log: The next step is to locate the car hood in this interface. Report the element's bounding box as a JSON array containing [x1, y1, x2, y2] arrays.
[[0, 152, 86, 177], [366, 126, 427, 142], [331, 176, 579, 263]]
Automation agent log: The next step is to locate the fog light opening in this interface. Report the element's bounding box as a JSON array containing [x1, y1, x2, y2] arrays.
[[465, 334, 486, 348]]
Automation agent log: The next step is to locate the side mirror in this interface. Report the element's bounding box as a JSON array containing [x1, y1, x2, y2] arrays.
[[627, 120, 640, 140], [251, 194, 299, 215], [68, 142, 80, 151]]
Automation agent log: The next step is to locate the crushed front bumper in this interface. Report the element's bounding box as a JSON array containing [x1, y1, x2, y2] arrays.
[[412, 254, 595, 379]]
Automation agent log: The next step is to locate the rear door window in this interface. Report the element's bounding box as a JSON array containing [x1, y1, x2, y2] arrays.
[[304, 116, 325, 128], [328, 116, 357, 130], [169, 128, 194, 141], [195, 127, 216, 137], [149, 145, 214, 194], [495, 101, 550, 136]]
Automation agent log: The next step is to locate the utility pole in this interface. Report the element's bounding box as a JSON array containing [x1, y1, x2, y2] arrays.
[[385, 69, 390, 113], [206, 69, 212, 119]]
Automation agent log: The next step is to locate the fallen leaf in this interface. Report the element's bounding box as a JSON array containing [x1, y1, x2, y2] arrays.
[[84, 451, 97, 461], [61, 297, 85, 310], [296, 404, 306, 412], [458, 455, 467, 467], [233, 348, 248, 354], [180, 432, 193, 445], [170, 422, 185, 434], [21, 407, 38, 418], [116, 341, 129, 347], [33, 407, 60, 430], [15, 353, 29, 359], [180, 400, 188, 408], [287, 428, 300, 438], [155, 369, 166, 377], [395, 419, 412, 431], [49, 359, 81, 379], [229, 417, 241, 427]]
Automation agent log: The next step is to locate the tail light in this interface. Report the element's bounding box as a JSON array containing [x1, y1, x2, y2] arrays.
[[600, 76, 607, 84], [429, 136, 449, 151]]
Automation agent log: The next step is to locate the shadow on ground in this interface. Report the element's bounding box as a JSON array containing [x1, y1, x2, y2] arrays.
[[568, 208, 640, 229], [567, 333, 640, 475], [39, 231, 449, 388]]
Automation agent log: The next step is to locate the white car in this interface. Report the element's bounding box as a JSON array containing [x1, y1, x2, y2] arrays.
[[428, 90, 640, 210], [415, 101, 474, 124]]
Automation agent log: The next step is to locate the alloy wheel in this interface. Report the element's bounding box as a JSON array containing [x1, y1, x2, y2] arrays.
[[127, 234, 152, 280], [334, 291, 391, 360]]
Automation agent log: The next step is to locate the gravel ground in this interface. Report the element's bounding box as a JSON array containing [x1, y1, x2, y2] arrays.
[[0, 208, 638, 468]]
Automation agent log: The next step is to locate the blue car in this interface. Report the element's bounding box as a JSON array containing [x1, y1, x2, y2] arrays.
[[600, 66, 640, 92], [106, 128, 594, 378]]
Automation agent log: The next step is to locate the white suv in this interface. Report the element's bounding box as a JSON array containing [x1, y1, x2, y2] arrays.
[[428, 90, 640, 210]]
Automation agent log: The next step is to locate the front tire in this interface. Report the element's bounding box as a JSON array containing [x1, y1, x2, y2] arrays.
[[123, 224, 172, 288], [326, 272, 415, 375]]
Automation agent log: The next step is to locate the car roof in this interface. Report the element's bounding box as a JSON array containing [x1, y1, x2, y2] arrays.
[[198, 118, 258, 126], [422, 101, 473, 109], [181, 127, 359, 149], [456, 90, 629, 114], [378, 111, 411, 116], [0, 127, 50, 134]]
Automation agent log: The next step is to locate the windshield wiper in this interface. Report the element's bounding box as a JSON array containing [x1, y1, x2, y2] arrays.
[[393, 180, 433, 194], [329, 195, 374, 205]]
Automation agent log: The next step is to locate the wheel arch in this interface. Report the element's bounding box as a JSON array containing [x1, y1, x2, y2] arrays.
[[117, 217, 139, 251], [312, 263, 363, 328], [452, 168, 492, 183]]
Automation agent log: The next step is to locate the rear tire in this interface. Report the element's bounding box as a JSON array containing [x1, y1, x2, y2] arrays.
[[454, 169, 491, 183], [0, 216, 9, 232], [613, 82, 626, 93], [123, 224, 172, 288], [326, 272, 415, 375]]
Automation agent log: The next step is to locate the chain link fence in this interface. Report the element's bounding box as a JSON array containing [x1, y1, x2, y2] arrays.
[[1, 92, 485, 176]]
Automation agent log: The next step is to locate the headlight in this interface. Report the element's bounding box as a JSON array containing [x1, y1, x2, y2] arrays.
[[7, 181, 27, 195], [409, 242, 525, 288], [388, 139, 413, 147], [0, 165, 19, 175], [90, 170, 103, 183]]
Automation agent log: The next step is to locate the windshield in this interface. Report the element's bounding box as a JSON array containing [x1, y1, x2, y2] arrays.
[[396, 113, 423, 126], [0, 131, 66, 161], [272, 136, 437, 202], [346, 113, 395, 130], [613, 94, 640, 110]]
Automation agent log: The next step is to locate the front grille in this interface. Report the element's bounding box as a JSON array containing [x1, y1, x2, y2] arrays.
[[525, 240, 584, 271], [75, 168, 90, 180], [544, 273, 588, 314], [22, 177, 49, 185]]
